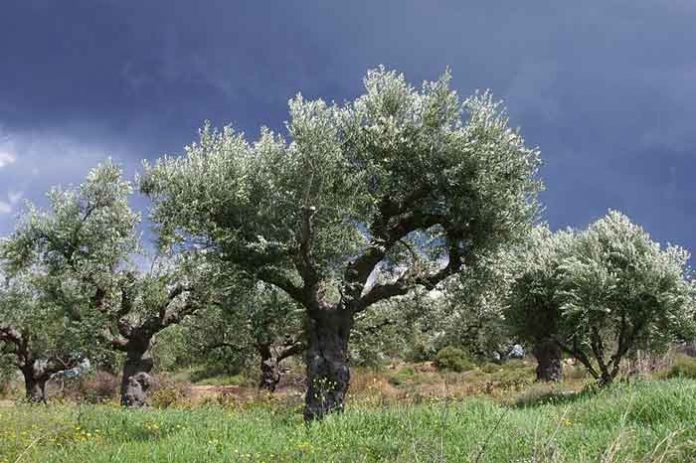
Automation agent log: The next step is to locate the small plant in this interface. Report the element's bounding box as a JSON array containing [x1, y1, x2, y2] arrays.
[[434, 346, 475, 372]]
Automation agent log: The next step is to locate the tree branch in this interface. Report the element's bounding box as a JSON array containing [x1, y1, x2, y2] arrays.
[[554, 337, 600, 379], [277, 340, 304, 362], [0, 324, 23, 346], [355, 231, 465, 311], [100, 328, 130, 351], [256, 267, 305, 305], [343, 210, 446, 307], [590, 326, 611, 381]]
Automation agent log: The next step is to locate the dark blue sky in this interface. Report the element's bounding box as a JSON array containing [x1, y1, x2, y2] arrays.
[[1, 0, 695, 255]]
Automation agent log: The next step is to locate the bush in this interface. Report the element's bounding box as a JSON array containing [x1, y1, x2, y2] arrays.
[[150, 374, 192, 409], [434, 346, 475, 372]]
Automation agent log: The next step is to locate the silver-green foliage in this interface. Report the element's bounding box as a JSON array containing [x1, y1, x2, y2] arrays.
[[557, 210, 693, 382], [140, 66, 541, 313], [0, 162, 138, 372], [505, 225, 576, 346], [507, 212, 694, 384]]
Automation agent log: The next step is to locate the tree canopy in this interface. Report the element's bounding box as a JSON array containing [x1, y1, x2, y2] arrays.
[[507, 212, 695, 385], [557, 211, 694, 384], [141, 67, 543, 419], [0, 162, 138, 401]]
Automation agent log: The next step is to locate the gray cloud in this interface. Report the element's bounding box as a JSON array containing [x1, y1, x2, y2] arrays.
[[1, 0, 695, 254]]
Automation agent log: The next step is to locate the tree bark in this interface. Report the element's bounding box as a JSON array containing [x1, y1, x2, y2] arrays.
[[22, 368, 48, 403], [258, 344, 281, 392], [120, 345, 154, 407], [304, 308, 353, 422], [598, 371, 614, 387], [533, 340, 562, 382]]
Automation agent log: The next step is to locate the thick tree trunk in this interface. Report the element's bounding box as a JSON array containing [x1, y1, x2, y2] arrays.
[[533, 340, 562, 382], [597, 362, 615, 387], [598, 373, 614, 387], [120, 347, 154, 407], [258, 344, 281, 392], [22, 369, 48, 403], [304, 308, 353, 422]]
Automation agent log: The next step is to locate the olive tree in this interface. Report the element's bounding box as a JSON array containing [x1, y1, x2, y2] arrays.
[[141, 67, 542, 420], [0, 162, 225, 406], [182, 281, 303, 392], [505, 226, 575, 381], [0, 162, 136, 401], [0, 273, 96, 402], [557, 211, 693, 385], [103, 256, 225, 406]]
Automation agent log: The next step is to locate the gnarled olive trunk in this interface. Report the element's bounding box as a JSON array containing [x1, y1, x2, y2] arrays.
[[121, 344, 154, 407], [259, 344, 281, 392], [304, 308, 353, 422], [533, 340, 562, 382], [598, 372, 614, 387], [22, 367, 49, 403]]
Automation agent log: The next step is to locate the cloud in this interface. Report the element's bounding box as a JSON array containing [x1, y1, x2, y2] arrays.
[[0, 190, 23, 215], [0, 150, 16, 168], [8, 191, 22, 204], [0, 125, 140, 234]]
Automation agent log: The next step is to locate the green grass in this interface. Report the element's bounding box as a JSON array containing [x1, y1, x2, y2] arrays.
[[1, 379, 694, 462], [193, 373, 250, 387]]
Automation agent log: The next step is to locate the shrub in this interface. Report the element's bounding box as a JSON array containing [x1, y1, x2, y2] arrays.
[[150, 374, 192, 409], [434, 346, 475, 372]]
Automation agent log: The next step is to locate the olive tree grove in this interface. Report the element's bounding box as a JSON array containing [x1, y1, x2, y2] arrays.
[[141, 67, 542, 420]]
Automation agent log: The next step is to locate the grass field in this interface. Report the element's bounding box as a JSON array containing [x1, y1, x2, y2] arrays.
[[1, 378, 694, 463]]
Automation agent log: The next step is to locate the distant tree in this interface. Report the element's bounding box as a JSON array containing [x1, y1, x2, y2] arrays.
[[0, 162, 228, 406], [557, 211, 693, 385], [349, 291, 430, 366], [141, 67, 542, 420], [0, 274, 95, 402], [507, 213, 694, 386], [103, 256, 224, 406], [437, 247, 520, 361], [184, 281, 304, 392], [505, 226, 575, 381], [0, 162, 137, 402]]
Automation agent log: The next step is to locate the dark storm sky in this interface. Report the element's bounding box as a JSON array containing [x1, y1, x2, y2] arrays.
[[1, 0, 695, 254]]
